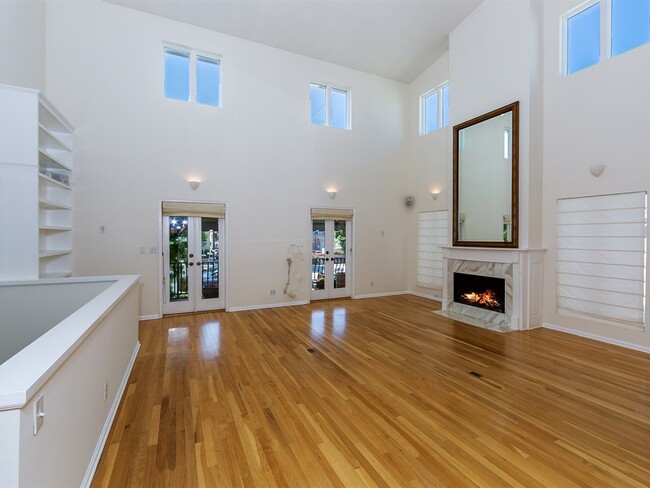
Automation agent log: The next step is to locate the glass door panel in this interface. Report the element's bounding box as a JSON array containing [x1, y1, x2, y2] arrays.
[[163, 214, 224, 314], [311, 218, 351, 300], [333, 220, 346, 290], [312, 220, 327, 296], [195, 217, 224, 311]]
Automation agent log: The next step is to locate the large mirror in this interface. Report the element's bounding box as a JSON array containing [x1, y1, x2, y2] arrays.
[[453, 101, 519, 247]]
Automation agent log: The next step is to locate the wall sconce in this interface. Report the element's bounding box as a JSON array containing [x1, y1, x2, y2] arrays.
[[431, 191, 440, 200], [188, 180, 201, 190], [589, 164, 605, 177], [327, 190, 337, 199]]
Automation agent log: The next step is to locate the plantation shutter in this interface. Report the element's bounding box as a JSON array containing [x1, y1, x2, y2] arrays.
[[310, 208, 354, 220], [162, 201, 225, 219], [556, 192, 647, 328], [417, 210, 448, 289]]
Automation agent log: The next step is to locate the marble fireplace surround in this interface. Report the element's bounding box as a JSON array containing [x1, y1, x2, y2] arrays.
[[437, 247, 545, 331]]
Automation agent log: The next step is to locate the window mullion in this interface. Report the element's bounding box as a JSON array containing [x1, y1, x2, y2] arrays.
[[189, 52, 197, 103], [436, 86, 443, 129], [602, 0, 611, 60], [326, 85, 331, 127]]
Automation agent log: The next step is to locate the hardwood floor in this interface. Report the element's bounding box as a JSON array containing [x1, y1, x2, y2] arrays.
[[91, 295, 650, 487]]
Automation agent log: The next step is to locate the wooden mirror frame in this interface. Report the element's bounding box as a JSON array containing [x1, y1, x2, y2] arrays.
[[452, 101, 519, 248]]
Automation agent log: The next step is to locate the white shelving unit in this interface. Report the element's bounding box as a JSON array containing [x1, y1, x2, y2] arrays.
[[0, 84, 74, 280]]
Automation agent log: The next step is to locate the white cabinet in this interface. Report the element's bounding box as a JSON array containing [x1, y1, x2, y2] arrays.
[[0, 84, 74, 280]]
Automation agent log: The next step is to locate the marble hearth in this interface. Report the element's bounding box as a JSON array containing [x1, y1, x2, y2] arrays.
[[435, 247, 545, 332]]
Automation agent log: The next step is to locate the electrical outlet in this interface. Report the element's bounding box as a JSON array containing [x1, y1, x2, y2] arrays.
[[33, 394, 45, 435], [99, 225, 105, 234], [104, 382, 109, 402], [140, 247, 146, 254], [270, 289, 276, 296], [149, 247, 158, 254], [371, 281, 374, 287]]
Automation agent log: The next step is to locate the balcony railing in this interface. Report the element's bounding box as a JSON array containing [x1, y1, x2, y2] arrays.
[[311, 256, 346, 289], [169, 258, 219, 301]]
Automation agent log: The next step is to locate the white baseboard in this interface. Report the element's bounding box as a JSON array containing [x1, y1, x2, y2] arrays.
[[353, 291, 408, 300], [81, 341, 141, 488], [543, 322, 650, 354], [408, 290, 443, 302], [227, 300, 309, 312], [138, 314, 160, 321]]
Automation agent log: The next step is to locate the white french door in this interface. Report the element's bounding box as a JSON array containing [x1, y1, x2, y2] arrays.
[[163, 215, 224, 314], [311, 219, 352, 300]]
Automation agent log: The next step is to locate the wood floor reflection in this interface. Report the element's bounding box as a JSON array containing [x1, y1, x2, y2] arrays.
[[91, 295, 650, 487]]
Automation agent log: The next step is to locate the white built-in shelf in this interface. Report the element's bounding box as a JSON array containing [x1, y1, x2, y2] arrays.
[[0, 84, 74, 279], [39, 249, 72, 259], [39, 172, 72, 190], [39, 128, 70, 154], [39, 149, 72, 173], [40, 272, 73, 279], [39, 199, 72, 210], [39, 124, 73, 152], [39, 225, 72, 232]]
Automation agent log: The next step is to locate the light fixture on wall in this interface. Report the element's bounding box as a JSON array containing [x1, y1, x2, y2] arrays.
[[188, 179, 201, 190], [431, 191, 441, 200], [327, 190, 337, 199], [589, 164, 605, 177]]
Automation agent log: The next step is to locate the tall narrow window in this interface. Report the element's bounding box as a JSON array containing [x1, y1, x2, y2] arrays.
[[420, 82, 449, 135], [611, 0, 650, 56], [310, 83, 350, 130], [564, 2, 600, 75], [196, 56, 221, 107], [310, 84, 327, 126], [164, 48, 190, 101], [164, 44, 221, 107], [441, 84, 450, 128]]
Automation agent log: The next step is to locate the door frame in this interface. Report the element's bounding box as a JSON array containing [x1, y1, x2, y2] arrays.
[[158, 200, 228, 317], [309, 208, 355, 301]]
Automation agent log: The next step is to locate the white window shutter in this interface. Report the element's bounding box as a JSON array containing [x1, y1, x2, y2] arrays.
[[417, 210, 448, 289], [557, 192, 647, 328]]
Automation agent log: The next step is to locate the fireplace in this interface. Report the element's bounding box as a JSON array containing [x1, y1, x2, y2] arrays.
[[453, 273, 505, 314]]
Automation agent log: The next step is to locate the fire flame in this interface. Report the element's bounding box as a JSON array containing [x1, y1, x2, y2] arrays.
[[461, 289, 501, 309]]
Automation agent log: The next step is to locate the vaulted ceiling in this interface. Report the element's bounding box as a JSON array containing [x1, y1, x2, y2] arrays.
[[102, 0, 483, 83]]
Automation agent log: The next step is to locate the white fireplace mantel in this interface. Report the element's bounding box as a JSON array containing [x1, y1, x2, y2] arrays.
[[440, 247, 546, 331]]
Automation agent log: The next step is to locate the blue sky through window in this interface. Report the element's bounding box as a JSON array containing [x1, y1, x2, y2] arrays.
[[196, 56, 220, 106], [310, 84, 326, 125], [424, 92, 438, 134], [441, 85, 449, 128], [567, 3, 600, 75], [164, 49, 190, 101], [330, 88, 348, 129], [612, 0, 650, 56]]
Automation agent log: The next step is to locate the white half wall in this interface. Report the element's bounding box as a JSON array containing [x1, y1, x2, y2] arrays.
[[45, 0, 409, 316], [0, 0, 46, 91]]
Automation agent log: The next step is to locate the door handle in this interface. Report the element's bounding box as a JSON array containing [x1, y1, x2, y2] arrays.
[[196, 261, 202, 266], [188, 262, 194, 266], [325, 258, 330, 261]]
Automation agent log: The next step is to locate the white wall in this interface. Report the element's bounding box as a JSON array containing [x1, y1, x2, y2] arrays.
[[542, 0, 650, 351], [0, 0, 46, 91], [405, 54, 450, 298], [45, 0, 409, 317], [17, 285, 139, 487], [449, 0, 544, 249]]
